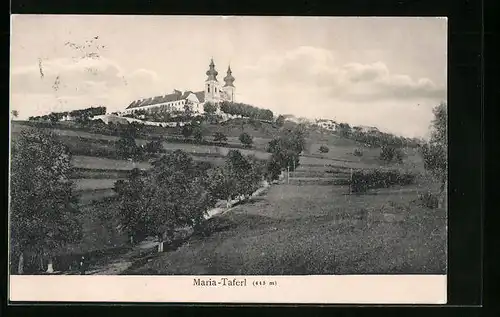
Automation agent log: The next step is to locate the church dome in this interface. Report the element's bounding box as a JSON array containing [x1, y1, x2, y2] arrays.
[[223, 65, 235, 87], [206, 58, 218, 81]]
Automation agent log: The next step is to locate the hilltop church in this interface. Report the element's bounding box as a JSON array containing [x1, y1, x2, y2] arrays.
[[120, 59, 236, 116]]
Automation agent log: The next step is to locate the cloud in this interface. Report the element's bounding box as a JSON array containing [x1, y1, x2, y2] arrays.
[[10, 56, 165, 117], [245, 46, 446, 103]]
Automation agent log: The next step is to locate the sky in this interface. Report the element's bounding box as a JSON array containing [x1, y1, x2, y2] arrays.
[[10, 15, 447, 138]]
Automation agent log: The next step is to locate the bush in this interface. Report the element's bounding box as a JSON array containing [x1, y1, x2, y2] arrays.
[[213, 132, 228, 144], [239, 132, 253, 148], [145, 138, 164, 154], [417, 191, 439, 209], [379, 145, 404, 163], [353, 148, 363, 156], [351, 168, 416, 193], [319, 145, 329, 153]]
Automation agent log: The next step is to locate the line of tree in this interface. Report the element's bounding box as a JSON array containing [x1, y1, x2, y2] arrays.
[[220, 101, 274, 121], [114, 149, 265, 247], [322, 122, 422, 148], [28, 106, 106, 124], [10, 122, 308, 273]]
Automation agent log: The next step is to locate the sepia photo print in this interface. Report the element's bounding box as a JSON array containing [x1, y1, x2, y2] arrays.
[[9, 15, 448, 303]]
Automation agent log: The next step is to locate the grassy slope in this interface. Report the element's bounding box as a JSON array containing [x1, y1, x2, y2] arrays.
[[127, 182, 446, 275], [11, 121, 432, 267]]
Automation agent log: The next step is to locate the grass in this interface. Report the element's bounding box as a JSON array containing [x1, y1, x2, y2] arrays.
[[11, 121, 444, 275], [72, 155, 152, 170], [74, 178, 122, 191], [125, 183, 446, 275], [71, 168, 131, 179]]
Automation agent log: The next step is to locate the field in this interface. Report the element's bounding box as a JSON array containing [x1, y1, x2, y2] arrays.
[[125, 182, 446, 275], [10, 120, 443, 275]]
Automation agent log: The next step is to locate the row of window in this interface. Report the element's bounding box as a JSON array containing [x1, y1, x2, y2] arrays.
[[207, 85, 219, 94]]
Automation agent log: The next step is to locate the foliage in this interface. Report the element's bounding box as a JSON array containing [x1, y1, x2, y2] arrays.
[[203, 102, 218, 114], [114, 151, 213, 243], [337, 123, 351, 137], [275, 115, 285, 127], [144, 137, 164, 154], [421, 102, 447, 188], [206, 150, 263, 203], [266, 126, 307, 180], [350, 168, 416, 193], [10, 128, 82, 273], [417, 191, 439, 209], [182, 124, 193, 139], [193, 126, 204, 143], [116, 135, 142, 160], [219, 101, 274, 121], [353, 148, 363, 157], [11, 110, 19, 118], [28, 106, 106, 124], [213, 132, 228, 144], [319, 145, 329, 153], [379, 145, 404, 163], [239, 132, 253, 148]]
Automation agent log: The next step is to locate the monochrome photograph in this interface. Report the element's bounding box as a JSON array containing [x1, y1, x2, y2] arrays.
[[9, 15, 448, 303]]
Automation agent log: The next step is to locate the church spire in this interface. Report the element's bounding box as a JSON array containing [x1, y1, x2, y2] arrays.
[[223, 65, 235, 87], [206, 58, 218, 82]]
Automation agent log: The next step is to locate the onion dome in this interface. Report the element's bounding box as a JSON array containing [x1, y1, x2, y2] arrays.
[[206, 58, 218, 81], [223, 65, 235, 87]]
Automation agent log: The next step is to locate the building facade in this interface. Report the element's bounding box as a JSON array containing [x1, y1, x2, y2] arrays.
[[120, 59, 235, 116]]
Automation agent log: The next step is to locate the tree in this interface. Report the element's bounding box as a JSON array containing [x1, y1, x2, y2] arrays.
[[422, 102, 447, 194], [48, 112, 60, 124], [115, 151, 212, 248], [11, 110, 19, 119], [116, 135, 139, 160], [275, 115, 285, 127], [145, 137, 163, 154], [265, 126, 307, 180], [203, 102, 218, 115], [208, 150, 262, 204], [239, 132, 253, 148], [10, 129, 82, 274], [380, 145, 404, 164], [337, 123, 351, 137], [319, 145, 329, 153], [193, 126, 204, 143], [220, 101, 231, 114], [213, 132, 228, 144], [182, 124, 193, 140]]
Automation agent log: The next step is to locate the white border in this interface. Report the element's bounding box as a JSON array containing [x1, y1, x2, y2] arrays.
[[10, 275, 447, 304]]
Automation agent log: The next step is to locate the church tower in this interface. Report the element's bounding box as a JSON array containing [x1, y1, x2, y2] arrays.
[[205, 58, 221, 103], [223, 65, 235, 102]]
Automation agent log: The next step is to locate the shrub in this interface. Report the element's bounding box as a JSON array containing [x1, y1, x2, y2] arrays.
[[319, 145, 329, 153], [417, 191, 439, 209], [213, 132, 228, 144], [239, 132, 253, 148], [351, 168, 416, 193], [380, 145, 404, 163], [353, 148, 363, 156], [144, 138, 163, 154], [193, 126, 204, 143]]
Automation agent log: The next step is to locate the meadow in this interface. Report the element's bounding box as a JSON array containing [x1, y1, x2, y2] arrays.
[[125, 182, 446, 275], [10, 120, 442, 275]]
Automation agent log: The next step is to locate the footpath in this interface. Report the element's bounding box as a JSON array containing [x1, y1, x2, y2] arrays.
[[80, 180, 272, 275]]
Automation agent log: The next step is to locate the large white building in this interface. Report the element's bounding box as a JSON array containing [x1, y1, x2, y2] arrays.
[[120, 59, 236, 116]]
